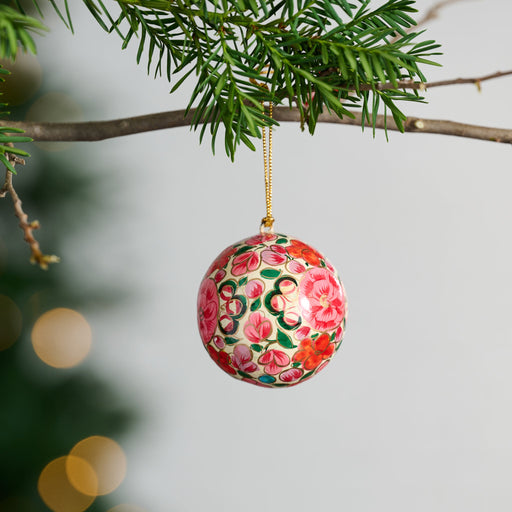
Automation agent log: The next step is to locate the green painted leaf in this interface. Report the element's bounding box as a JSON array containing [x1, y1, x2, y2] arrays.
[[277, 330, 296, 349], [292, 362, 301, 368], [261, 268, 281, 279], [301, 370, 315, 381], [251, 343, 263, 353], [235, 245, 254, 256], [239, 276, 248, 287], [250, 297, 261, 311], [224, 336, 238, 345], [237, 370, 253, 379], [276, 238, 288, 244]]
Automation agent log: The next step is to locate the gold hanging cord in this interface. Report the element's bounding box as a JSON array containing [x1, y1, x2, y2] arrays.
[[261, 101, 274, 233]]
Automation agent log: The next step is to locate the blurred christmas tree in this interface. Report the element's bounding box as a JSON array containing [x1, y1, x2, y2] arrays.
[[0, 48, 137, 512]]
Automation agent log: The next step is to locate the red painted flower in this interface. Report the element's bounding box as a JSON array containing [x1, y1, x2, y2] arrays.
[[245, 233, 277, 246], [197, 278, 219, 344], [292, 334, 335, 371], [206, 246, 236, 276], [287, 239, 324, 267], [258, 349, 290, 375], [299, 267, 345, 332], [243, 311, 272, 343], [207, 346, 237, 375], [231, 251, 260, 276]]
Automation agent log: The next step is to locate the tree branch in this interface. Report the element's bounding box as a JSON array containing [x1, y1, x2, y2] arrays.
[[0, 71, 509, 145], [1, 108, 511, 145], [0, 147, 60, 270]]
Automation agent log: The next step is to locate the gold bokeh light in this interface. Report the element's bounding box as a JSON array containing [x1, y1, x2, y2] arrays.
[[31, 308, 92, 368], [25, 91, 83, 152], [69, 436, 127, 496], [107, 505, 147, 512], [38, 456, 96, 512], [0, 295, 22, 351]]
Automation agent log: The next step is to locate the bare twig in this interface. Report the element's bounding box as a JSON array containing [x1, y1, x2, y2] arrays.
[[1, 147, 60, 269]]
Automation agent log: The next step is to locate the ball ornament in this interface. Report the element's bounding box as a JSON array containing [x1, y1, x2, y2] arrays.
[[197, 232, 347, 387]]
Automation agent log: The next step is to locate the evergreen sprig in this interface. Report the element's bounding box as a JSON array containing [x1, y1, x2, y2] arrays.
[[0, 3, 46, 58], [5, 0, 441, 159], [0, 66, 31, 174]]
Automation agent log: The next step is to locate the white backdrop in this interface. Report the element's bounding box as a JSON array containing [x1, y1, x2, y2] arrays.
[[31, 1, 512, 511]]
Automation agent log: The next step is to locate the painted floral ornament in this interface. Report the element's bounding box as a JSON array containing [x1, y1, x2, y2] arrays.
[[197, 232, 347, 387]]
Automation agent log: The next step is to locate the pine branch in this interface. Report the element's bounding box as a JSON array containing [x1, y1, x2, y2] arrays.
[[78, 0, 442, 158]]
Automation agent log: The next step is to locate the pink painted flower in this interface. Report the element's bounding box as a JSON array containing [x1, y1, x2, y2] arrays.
[[295, 325, 311, 341], [299, 268, 346, 332], [206, 246, 236, 276], [197, 278, 219, 344], [335, 324, 344, 342], [258, 349, 290, 375], [232, 344, 258, 373], [287, 260, 306, 274], [245, 279, 264, 299], [261, 244, 287, 266], [243, 311, 272, 343], [279, 367, 303, 383], [231, 251, 260, 276], [245, 233, 277, 246]]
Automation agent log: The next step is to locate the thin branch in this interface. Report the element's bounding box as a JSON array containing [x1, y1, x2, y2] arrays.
[[310, 111, 512, 144], [0, 107, 510, 145], [390, 0, 469, 43], [0, 71, 509, 144], [368, 70, 512, 91], [1, 147, 60, 270], [416, 0, 471, 28]]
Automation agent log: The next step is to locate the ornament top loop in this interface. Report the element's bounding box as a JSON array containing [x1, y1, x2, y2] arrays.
[[260, 216, 275, 234]]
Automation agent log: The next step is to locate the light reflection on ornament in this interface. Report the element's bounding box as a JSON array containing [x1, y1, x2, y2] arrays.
[[69, 436, 127, 496], [197, 232, 347, 387], [0, 295, 22, 351], [31, 308, 92, 368], [38, 456, 96, 512]]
